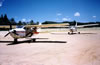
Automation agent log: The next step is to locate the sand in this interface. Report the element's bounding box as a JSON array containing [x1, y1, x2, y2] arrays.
[[0, 28, 100, 65]]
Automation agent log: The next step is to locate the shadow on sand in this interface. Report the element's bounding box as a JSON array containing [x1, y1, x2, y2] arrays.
[[70, 33, 97, 35], [51, 32, 97, 35], [0, 38, 66, 45]]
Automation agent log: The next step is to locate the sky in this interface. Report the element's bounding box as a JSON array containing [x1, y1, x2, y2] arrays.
[[0, 0, 100, 23]]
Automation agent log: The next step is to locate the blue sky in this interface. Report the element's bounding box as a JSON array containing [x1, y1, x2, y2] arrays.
[[0, 0, 100, 23]]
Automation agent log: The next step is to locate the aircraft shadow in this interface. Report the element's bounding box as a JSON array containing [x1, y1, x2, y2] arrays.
[[51, 32, 97, 35], [70, 33, 97, 35], [51, 33, 67, 35], [79, 33, 97, 34], [0, 39, 66, 45]]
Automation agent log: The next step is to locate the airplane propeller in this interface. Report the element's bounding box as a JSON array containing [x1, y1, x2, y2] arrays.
[[4, 32, 10, 37]]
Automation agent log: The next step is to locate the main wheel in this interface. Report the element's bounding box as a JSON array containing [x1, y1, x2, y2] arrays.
[[78, 32, 80, 34], [32, 39, 36, 42], [13, 38, 18, 44], [68, 32, 70, 34]]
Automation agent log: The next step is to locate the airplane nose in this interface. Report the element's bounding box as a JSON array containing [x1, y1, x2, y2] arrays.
[[12, 30, 16, 33], [12, 30, 18, 35]]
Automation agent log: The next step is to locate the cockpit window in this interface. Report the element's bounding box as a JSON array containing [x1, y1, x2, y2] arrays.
[[16, 26, 24, 28]]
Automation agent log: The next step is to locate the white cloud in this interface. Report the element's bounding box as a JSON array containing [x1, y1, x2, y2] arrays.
[[93, 16, 96, 18], [62, 18, 71, 21], [0, 0, 5, 7], [22, 18, 26, 22], [74, 12, 80, 16], [57, 13, 62, 16], [0, 2, 2, 7]]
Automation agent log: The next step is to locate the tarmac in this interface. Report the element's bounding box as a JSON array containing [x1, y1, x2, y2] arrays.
[[0, 28, 100, 65]]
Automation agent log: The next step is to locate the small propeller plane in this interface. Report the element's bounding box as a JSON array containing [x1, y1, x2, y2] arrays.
[[4, 23, 68, 43], [68, 22, 99, 34]]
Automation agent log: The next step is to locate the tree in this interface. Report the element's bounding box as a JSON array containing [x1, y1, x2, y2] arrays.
[[0, 14, 4, 25], [42, 21, 57, 24], [29, 20, 34, 25], [17, 21, 23, 25], [10, 18, 16, 25], [36, 21, 39, 25], [23, 22, 27, 25], [3, 14, 11, 25], [69, 20, 77, 26]]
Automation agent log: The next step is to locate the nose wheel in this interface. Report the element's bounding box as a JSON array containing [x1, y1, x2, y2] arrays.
[[68, 32, 80, 35], [78, 32, 80, 34], [68, 32, 70, 34], [68, 32, 74, 34], [12, 38, 18, 44]]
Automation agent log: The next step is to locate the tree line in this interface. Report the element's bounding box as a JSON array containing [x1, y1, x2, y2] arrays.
[[0, 14, 100, 26], [0, 14, 39, 25]]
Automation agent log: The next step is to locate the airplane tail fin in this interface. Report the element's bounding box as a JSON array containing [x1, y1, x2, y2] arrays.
[[37, 22, 42, 32], [33, 22, 42, 34], [75, 21, 77, 27]]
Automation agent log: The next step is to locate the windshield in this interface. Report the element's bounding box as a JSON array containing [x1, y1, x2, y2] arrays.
[[16, 26, 24, 28]]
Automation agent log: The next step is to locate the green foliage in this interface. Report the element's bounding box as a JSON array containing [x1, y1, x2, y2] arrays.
[[0, 14, 10, 25], [4, 14, 11, 25], [29, 20, 34, 25], [42, 21, 58, 24], [0, 14, 17, 25], [36, 21, 39, 25], [22, 22, 27, 25], [10, 18, 17, 25], [17, 21, 23, 25], [0, 14, 100, 27]]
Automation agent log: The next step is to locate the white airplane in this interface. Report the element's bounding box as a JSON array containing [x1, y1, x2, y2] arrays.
[[4, 23, 68, 43], [68, 22, 99, 34]]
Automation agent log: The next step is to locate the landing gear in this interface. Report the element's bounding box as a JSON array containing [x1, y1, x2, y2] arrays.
[[68, 32, 73, 35], [32, 39, 36, 42], [68, 32, 80, 35], [13, 38, 18, 44], [78, 32, 80, 34], [68, 32, 70, 34]]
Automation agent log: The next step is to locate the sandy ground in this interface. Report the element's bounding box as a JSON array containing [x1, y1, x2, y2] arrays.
[[0, 28, 100, 65]]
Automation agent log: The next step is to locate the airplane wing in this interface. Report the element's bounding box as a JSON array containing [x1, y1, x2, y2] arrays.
[[25, 23, 69, 28], [77, 24, 99, 28]]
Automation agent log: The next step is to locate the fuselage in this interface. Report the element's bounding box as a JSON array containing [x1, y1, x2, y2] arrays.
[[9, 26, 38, 39], [9, 28, 26, 38], [69, 26, 77, 32]]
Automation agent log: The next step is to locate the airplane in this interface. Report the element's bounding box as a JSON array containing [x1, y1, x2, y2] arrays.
[[4, 23, 69, 43], [68, 22, 99, 34]]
